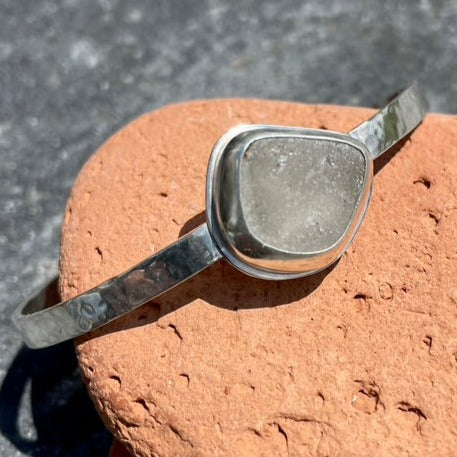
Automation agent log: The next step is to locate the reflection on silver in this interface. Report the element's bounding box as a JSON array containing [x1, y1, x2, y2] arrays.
[[14, 225, 222, 348], [14, 83, 427, 348], [349, 82, 427, 159], [206, 127, 372, 279]]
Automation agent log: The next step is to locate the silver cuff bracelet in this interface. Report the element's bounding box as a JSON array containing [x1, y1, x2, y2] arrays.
[[14, 83, 427, 348]]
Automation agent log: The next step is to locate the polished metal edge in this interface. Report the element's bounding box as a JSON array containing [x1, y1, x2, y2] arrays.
[[349, 82, 427, 159], [13, 224, 222, 348], [206, 125, 373, 280]]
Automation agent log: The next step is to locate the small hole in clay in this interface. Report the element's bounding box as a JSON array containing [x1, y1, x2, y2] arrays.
[[95, 246, 103, 260], [423, 335, 433, 354], [179, 373, 190, 387], [428, 212, 439, 225], [353, 293, 367, 300], [134, 398, 149, 412], [413, 177, 431, 189], [109, 375, 121, 387]]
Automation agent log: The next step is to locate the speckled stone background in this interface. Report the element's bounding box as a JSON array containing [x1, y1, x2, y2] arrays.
[[0, 1, 456, 456]]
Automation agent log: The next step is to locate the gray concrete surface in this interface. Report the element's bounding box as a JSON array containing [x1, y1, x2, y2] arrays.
[[0, 0, 456, 455]]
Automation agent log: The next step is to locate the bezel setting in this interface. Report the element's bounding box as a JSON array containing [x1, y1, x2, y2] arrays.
[[206, 125, 374, 280]]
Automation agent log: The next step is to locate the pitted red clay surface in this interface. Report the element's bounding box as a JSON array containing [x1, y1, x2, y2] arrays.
[[60, 100, 457, 457]]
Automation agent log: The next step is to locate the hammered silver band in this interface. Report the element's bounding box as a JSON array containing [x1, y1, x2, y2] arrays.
[[13, 84, 427, 348], [14, 225, 222, 348], [349, 83, 427, 158]]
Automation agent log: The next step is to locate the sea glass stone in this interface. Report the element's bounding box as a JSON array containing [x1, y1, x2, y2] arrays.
[[239, 137, 366, 253]]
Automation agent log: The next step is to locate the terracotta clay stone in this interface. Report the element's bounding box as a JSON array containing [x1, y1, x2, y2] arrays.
[[59, 99, 457, 457]]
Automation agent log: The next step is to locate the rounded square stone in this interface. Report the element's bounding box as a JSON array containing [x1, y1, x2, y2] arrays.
[[239, 136, 367, 253]]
